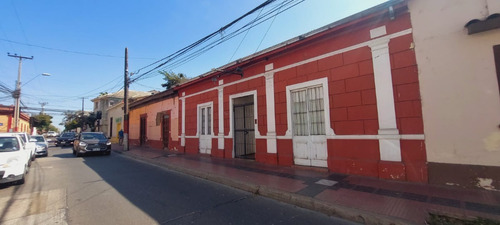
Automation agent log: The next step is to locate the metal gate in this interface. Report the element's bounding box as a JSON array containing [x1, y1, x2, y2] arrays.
[[233, 103, 255, 159]]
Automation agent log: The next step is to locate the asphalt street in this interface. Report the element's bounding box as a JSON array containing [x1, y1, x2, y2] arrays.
[[0, 145, 359, 225]]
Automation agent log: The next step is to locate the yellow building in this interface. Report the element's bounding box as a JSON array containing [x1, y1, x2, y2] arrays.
[[0, 105, 31, 133]]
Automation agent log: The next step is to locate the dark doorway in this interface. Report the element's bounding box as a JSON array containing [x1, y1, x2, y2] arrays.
[[140, 115, 147, 146], [233, 96, 255, 159], [162, 112, 170, 150], [109, 117, 113, 139]]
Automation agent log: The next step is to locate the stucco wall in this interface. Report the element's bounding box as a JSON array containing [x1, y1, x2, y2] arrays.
[[107, 104, 123, 143], [409, 0, 500, 166], [0, 115, 10, 132], [129, 96, 179, 143]]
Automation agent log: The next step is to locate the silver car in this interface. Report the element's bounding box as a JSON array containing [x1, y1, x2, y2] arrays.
[[31, 135, 48, 157]]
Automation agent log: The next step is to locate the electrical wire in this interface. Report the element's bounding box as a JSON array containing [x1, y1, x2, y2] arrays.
[[255, 0, 285, 53], [228, 7, 265, 63], [129, 0, 280, 83], [131, 0, 304, 83], [0, 38, 155, 59], [149, 0, 305, 76]]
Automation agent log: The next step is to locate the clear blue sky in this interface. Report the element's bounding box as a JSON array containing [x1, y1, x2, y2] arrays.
[[0, 0, 386, 131]]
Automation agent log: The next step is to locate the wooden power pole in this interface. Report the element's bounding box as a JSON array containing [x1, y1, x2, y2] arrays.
[[123, 48, 129, 151]]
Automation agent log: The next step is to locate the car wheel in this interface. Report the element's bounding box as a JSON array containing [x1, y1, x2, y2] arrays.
[[31, 154, 36, 161], [17, 164, 28, 185]]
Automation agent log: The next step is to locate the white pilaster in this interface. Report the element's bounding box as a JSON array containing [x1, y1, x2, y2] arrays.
[[181, 93, 186, 147], [265, 63, 277, 153], [369, 36, 401, 162], [218, 86, 224, 149]]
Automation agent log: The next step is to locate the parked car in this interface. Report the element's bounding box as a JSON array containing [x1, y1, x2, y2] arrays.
[[73, 132, 111, 157], [31, 135, 48, 157], [12, 132, 36, 161], [56, 132, 77, 147], [0, 133, 31, 184], [46, 131, 58, 137]]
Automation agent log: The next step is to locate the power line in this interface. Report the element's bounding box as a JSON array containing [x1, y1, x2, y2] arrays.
[[129, 0, 280, 83], [0, 38, 155, 59], [148, 0, 305, 77]]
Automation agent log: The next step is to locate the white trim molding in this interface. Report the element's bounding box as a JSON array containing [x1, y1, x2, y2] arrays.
[[196, 101, 214, 137], [369, 33, 401, 162], [218, 87, 224, 150], [285, 77, 335, 138], [265, 66, 277, 154], [227, 90, 260, 138], [181, 98, 186, 146]]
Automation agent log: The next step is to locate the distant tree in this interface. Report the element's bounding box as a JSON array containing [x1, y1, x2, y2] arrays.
[[47, 125, 59, 132], [62, 111, 99, 132], [99, 92, 108, 96], [32, 114, 52, 132], [159, 70, 187, 89]]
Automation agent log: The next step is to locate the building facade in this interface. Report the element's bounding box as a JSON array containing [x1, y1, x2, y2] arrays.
[[176, 1, 427, 183], [106, 102, 124, 143], [92, 90, 154, 137], [129, 89, 179, 150], [409, 0, 500, 190], [0, 105, 31, 133]]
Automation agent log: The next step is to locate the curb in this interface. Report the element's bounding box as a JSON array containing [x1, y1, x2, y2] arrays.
[[114, 150, 415, 225]]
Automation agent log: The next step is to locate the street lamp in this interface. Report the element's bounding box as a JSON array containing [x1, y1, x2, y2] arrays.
[[12, 73, 51, 132], [22, 73, 51, 87]]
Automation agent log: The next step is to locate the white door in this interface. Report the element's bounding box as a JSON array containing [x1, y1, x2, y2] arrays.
[[291, 86, 328, 167], [199, 106, 212, 154]]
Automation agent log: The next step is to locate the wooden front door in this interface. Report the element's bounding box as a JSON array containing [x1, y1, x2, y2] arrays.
[[140, 116, 147, 146], [162, 113, 170, 149], [291, 86, 328, 167], [199, 106, 212, 154]]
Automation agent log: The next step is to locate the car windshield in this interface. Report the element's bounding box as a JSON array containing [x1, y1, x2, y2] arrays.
[[81, 133, 106, 140], [33, 136, 45, 142], [17, 134, 27, 142], [0, 137, 20, 152], [61, 133, 75, 137]]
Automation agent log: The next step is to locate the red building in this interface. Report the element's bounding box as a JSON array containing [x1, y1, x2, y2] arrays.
[[175, 1, 426, 183]]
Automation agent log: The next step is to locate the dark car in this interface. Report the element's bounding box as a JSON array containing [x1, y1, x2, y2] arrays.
[[55, 132, 77, 147], [73, 132, 111, 157]]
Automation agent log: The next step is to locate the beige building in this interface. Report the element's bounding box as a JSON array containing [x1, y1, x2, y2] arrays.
[[106, 102, 124, 143], [409, 0, 500, 189], [92, 90, 155, 137]]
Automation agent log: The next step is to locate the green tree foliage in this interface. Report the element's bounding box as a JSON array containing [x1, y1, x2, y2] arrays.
[[31, 114, 53, 133], [159, 70, 187, 89], [47, 124, 59, 132], [63, 111, 99, 132]]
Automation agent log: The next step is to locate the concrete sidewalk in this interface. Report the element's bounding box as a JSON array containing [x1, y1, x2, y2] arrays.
[[112, 144, 500, 225]]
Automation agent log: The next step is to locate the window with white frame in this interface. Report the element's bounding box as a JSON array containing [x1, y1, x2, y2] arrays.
[[291, 85, 325, 136], [199, 106, 212, 135]]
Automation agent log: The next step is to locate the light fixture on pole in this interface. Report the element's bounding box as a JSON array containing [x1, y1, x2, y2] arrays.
[[11, 72, 51, 132], [22, 73, 51, 87]]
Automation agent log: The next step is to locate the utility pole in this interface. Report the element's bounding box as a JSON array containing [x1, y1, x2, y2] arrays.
[[123, 47, 129, 151], [39, 102, 48, 114], [81, 97, 85, 132], [8, 53, 33, 132]]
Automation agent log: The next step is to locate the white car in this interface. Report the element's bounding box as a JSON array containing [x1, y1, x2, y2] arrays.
[[12, 132, 36, 161], [0, 133, 31, 184]]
